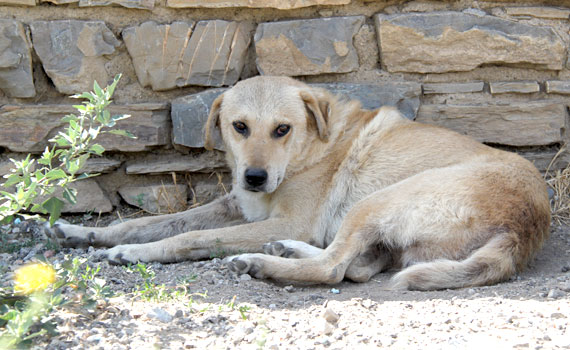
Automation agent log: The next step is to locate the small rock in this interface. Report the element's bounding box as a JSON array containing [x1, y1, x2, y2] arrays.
[[269, 304, 276, 309], [240, 274, 252, 281], [174, 310, 184, 318], [560, 282, 570, 292], [323, 308, 340, 324], [147, 308, 173, 323], [283, 285, 295, 293], [550, 312, 566, 319], [547, 289, 565, 299], [321, 320, 335, 335], [86, 334, 102, 343]]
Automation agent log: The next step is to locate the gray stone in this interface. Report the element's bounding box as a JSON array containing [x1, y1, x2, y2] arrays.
[[30, 20, 120, 94], [375, 12, 566, 73], [79, 0, 154, 9], [126, 151, 227, 175], [313, 82, 421, 120], [423, 82, 485, 94], [255, 16, 365, 76], [40, 0, 77, 3], [416, 101, 565, 146], [166, 0, 349, 9], [172, 88, 226, 150], [546, 81, 570, 94], [118, 184, 188, 213], [490, 81, 540, 94], [505, 6, 570, 19], [0, 103, 170, 152], [123, 20, 253, 91], [79, 158, 122, 174], [0, 0, 35, 5], [60, 179, 113, 213], [192, 179, 228, 205], [0, 20, 35, 98], [147, 308, 173, 323], [519, 150, 570, 173]]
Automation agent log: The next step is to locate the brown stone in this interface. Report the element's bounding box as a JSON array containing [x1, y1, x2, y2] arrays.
[[0, 20, 35, 98], [423, 82, 485, 94], [126, 151, 227, 175], [375, 12, 566, 73], [416, 101, 565, 146], [505, 6, 570, 19], [166, 0, 349, 9], [30, 20, 120, 94], [546, 81, 570, 95], [79, 158, 122, 174], [60, 179, 113, 213], [0, 0, 35, 5], [123, 20, 253, 90], [489, 81, 540, 94], [0, 103, 170, 153], [255, 16, 364, 76], [78, 0, 154, 9], [118, 184, 188, 213]]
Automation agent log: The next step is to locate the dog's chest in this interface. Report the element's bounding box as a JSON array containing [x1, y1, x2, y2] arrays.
[[234, 188, 270, 222]]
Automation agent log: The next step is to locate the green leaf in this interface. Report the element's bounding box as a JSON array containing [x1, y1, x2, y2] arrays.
[[3, 175, 23, 188], [106, 129, 136, 139], [42, 197, 64, 227], [45, 169, 68, 181], [63, 187, 77, 205], [93, 80, 103, 98], [89, 144, 105, 156], [107, 74, 121, 98]]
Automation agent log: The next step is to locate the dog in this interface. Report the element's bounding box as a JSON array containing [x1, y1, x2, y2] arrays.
[[45, 76, 550, 290]]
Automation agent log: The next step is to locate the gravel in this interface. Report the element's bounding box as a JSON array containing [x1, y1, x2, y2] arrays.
[[0, 217, 569, 349]]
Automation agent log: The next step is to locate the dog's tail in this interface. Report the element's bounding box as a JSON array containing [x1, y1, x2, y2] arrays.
[[389, 233, 522, 290]]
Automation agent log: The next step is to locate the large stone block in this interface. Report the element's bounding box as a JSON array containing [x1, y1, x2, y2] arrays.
[[375, 12, 566, 73], [172, 88, 226, 150], [126, 151, 227, 175], [30, 20, 120, 94], [312, 82, 421, 120], [0, 0, 35, 5], [60, 179, 113, 213], [416, 101, 565, 146], [119, 184, 188, 213], [255, 16, 365, 76], [123, 20, 253, 91], [0, 20, 35, 98], [78, 0, 154, 9], [0, 103, 170, 152], [505, 6, 570, 19], [166, 0, 349, 9]]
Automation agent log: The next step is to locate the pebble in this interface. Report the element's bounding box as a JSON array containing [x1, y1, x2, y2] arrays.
[[284, 285, 295, 293], [240, 274, 252, 281], [547, 289, 565, 299], [323, 308, 340, 324], [147, 308, 173, 323], [86, 334, 102, 343]]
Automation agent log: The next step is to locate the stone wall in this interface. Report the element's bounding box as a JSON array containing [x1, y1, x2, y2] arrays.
[[1, 0, 569, 214]]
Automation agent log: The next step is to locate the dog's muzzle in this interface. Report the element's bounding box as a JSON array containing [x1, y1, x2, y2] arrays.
[[244, 167, 268, 191]]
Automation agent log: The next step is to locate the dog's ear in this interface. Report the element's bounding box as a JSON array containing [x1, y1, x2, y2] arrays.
[[300, 90, 329, 141], [204, 93, 224, 151]]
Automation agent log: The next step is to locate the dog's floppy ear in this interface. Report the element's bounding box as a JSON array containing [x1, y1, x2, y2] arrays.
[[300, 90, 329, 141], [204, 93, 224, 151]]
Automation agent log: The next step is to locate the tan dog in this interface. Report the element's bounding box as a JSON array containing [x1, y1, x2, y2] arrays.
[[45, 76, 550, 290]]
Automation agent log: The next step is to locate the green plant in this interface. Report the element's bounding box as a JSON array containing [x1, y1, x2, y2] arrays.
[[0, 257, 113, 349], [0, 75, 134, 226]]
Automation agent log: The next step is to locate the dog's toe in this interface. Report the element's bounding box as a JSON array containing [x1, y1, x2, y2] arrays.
[[226, 255, 264, 278], [263, 241, 286, 256]]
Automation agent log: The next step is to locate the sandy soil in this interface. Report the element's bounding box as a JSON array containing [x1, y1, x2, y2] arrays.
[[0, 214, 569, 350]]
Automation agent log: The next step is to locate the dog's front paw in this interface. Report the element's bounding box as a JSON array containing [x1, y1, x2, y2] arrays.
[[44, 222, 96, 248], [96, 245, 145, 265], [225, 254, 265, 279]]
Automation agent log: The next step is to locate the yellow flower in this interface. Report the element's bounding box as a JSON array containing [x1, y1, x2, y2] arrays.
[[13, 262, 56, 295]]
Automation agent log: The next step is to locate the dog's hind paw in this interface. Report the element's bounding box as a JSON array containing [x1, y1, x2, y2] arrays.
[[96, 245, 143, 265], [225, 254, 265, 279]]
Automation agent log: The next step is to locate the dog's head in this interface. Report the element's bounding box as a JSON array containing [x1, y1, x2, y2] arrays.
[[204, 76, 330, 193]]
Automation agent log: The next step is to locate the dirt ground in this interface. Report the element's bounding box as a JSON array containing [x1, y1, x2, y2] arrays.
[[1, 212, 569, 350]]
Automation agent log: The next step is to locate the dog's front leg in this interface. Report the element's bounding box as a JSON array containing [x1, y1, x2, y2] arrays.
[[98, 218, 299, 264], [45, 193, 245, 248]]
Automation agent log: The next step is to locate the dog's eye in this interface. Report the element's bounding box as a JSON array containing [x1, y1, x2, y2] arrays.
[[274, 124, 291, 138], [232, 121, 248, 135]]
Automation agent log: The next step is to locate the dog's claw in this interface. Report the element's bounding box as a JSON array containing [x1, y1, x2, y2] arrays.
[[226, 255, 264, 278]]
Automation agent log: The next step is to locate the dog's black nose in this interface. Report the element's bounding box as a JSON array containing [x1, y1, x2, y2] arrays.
[[245, 168, 268, 188]]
